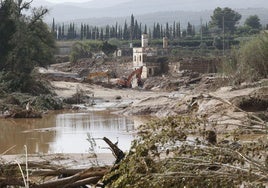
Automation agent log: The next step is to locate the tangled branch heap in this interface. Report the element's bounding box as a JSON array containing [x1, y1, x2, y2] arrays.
[[103, 115, 268, 188]]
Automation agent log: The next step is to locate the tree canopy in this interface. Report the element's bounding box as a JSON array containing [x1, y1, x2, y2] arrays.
[[0, 0, 56, 74], [209, 7, 241, 33], [244, 15, 262, 30], [0, 0, 56, 93]]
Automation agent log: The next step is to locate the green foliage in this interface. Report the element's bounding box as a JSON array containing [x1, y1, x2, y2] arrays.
[[0, 0, 16, 70], [33, 94, 63, 110], [0, 71, 51, 95], [222, 33, 268, 83], [210, 7, 241, 33], [0, 0, 56, 94], [100, 41, 117, 55], [0, 0, 56, 73], [70, 40, 117, 63], [244, 15, 262, 30], [70, 41, 93, 63], [236, 25, 252, 36]]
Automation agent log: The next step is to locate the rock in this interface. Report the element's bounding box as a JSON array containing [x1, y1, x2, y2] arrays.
[[115, 95, 122, 100]]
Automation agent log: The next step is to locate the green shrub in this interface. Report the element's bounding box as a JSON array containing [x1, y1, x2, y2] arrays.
[[70, 42, 93, 63], [222, 33, 268, 84]]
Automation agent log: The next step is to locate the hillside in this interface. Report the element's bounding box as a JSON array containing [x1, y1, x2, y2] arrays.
[[34, 0, 268, 23], [47, 8, 268, 29]]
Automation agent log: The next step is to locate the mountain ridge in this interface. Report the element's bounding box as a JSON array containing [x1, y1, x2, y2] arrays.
[[48, 8, 268, 30], [30, 0, 268, 27]]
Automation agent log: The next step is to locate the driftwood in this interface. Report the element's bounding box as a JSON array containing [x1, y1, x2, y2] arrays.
[[0, 165, 108, 187], [4, 110, 42, 118], [31, 167, 108, 188], [99, 137, 126, 187], [0, 137, 126, 187], [103, 137, 125, 164]]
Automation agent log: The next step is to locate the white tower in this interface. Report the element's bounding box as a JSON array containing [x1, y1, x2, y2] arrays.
[[163, 37, 168, 49], [141, 34, 148, 48]]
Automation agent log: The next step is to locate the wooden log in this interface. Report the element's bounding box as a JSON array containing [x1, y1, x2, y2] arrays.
[[31, 167, 108, 188], [62, 176, 102, 188]]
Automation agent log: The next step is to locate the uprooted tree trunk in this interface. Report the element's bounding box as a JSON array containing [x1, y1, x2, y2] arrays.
[[0, 163, 109, 188], [103, 137, 125, 164], [0, 137, 126, 188]]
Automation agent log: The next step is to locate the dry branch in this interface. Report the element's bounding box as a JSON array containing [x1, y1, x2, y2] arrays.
[[103, 137, 125, 164], [32, 167, 108, 188]]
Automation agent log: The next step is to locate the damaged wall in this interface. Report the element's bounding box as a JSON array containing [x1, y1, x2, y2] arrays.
[[176, 57, 220, 73]]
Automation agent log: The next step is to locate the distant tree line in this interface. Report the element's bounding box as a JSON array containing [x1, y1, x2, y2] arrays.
[[51, 14, 204, 41], [51, 8, 266, 46]]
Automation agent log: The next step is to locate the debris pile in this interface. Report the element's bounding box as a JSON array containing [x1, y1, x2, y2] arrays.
[[102, 113, 268, 187]]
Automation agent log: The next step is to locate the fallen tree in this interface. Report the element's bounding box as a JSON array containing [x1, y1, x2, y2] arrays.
[[0, 137, 125, 188]]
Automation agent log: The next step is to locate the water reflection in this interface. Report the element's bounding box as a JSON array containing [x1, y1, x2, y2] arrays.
[[0, 111, 135, 155], [51, 112, 135, 153]]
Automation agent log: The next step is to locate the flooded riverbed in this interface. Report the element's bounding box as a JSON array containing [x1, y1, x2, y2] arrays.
[[0, 111, 137, 155]]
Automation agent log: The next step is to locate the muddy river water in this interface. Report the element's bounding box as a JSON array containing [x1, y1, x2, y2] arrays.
[[0, 111, 140, 155]]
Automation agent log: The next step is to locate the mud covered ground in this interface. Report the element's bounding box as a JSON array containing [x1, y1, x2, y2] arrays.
[[1, 59, 267, 187], [45, 61, 268, 127]]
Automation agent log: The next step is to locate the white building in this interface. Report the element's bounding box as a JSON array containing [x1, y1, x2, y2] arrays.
[[133, 34, 159, 78]]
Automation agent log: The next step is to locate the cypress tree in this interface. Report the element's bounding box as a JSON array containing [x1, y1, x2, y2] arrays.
[[62, 24, 65, 39], [165, 22, 169, 38], [123, 21, 129, 40], [80, 23, 84, 40], [130, 14, 134, 40], [86, 25, 90, 39], [173, 21, 176, 39], [144, 24, 147, 34]]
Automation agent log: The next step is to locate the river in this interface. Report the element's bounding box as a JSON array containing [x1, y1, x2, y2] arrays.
[[0, 111, 139, 155]]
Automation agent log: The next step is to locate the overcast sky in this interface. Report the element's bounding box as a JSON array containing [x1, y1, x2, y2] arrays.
[[46, 0, 92, 3]]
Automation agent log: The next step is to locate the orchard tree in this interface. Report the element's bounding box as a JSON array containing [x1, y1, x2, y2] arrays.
[[210, 7, 241, 33]]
